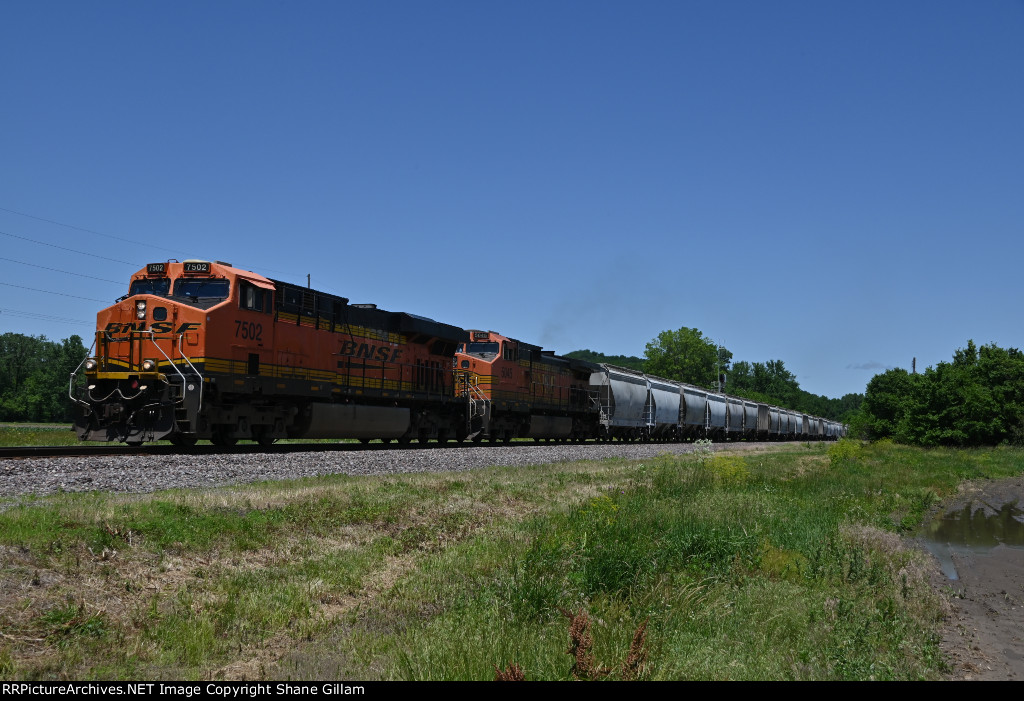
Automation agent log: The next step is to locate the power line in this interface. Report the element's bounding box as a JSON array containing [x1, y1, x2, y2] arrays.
[[0, 307, 93, 327], [0, 205, 185, 255], [0, 205, 301, 277], [0, 257, 123, 284], [0, 281, 110, 303], [0, 229, 135, 265]]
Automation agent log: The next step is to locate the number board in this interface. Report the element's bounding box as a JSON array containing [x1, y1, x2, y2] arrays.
[[182, 261, 211, 274], [146, 263, 167, 275]]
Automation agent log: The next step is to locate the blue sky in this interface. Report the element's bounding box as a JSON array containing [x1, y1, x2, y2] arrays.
[[2, 1, 1022, 400]]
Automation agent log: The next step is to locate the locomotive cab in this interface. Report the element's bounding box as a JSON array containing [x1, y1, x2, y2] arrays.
[[453, 330, 599, 442], [71, 260, 269, 445]]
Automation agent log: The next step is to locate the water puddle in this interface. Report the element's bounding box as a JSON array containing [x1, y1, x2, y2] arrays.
[[920, 500, 1024, 580]]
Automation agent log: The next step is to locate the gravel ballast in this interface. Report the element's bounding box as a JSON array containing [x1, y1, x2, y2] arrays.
[[0, 442, 767, 498]]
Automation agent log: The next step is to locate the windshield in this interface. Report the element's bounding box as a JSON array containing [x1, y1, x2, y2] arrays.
[[129, 278, 171, 297], [464, 342, 499, 356], [172, 278, 230, 305]]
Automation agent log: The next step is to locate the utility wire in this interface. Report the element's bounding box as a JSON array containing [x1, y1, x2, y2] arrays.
[[0, 205, 301, 278], [0, 256, 123, 285], [0, 307, 93, 327], [0, 229, 135, 265], [0, 281, 109, 303], [0, 205, 184, 256]]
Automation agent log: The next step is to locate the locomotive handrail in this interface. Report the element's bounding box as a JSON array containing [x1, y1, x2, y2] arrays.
[[455, 370, 488, 403], [141, 330, 204, 413]]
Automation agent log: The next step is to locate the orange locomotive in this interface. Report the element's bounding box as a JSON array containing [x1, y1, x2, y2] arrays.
[[454, 330, 599, 442], [72, 260, 470, 445]]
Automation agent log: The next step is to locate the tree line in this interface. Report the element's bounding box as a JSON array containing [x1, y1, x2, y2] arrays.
[[0, 333, 87, 423], [857, 340, 1024, 447], [567, 326, 862, 422]]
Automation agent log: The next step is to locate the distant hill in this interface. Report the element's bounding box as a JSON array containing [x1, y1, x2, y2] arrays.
[[564, 349, 646, 372]]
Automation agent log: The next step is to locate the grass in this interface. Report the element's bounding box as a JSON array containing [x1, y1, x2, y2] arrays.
[[0, 440, 1021, 680], [0, 424, 80, 447]]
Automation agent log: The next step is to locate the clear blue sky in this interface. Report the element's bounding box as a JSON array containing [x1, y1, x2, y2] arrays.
[[2, 1, 1022, 400]]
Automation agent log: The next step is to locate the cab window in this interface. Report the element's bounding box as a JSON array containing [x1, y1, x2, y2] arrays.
[[173, 278, 230, 301], [239, 280, 269, 313], [465, 342, 499, 357], [129, 278, 171, 297], [170, 278, 230, 309]]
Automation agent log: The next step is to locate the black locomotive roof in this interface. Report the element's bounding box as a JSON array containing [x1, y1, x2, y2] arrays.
[[396, 312, 469, 343], [270, 278, 468, 344]]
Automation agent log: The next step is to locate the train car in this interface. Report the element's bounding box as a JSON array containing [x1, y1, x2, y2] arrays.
[[706, 393, 728, 438], [725, 396, 744, 436], [589, 365, 650, 441], [743, 400, 761, 438], [71, 260, 470, 445], [453, 330, 599, 441], [680, 385, 708, 438], [767, 406, 782, 440], [647, 374, 682, 440]]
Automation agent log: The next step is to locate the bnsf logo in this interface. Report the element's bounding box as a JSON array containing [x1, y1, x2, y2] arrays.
[[105, 322, 202, 334], [339, 340, 403, 363]]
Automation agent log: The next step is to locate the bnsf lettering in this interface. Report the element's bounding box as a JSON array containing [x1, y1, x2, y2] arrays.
[[339, 340, 403, 363], [104, 322, 202, 334]]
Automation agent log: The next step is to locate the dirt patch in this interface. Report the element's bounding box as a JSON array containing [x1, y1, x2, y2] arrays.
[[921, 477, 1024, 680]]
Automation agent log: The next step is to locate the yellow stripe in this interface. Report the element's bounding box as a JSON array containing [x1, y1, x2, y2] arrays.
[[99, 354, 449, 396]]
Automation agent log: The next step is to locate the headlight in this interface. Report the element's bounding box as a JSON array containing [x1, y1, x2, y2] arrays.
[[84, 358, 98, 372], [136, 300, 147, 319], [141, 359, 157, 372]]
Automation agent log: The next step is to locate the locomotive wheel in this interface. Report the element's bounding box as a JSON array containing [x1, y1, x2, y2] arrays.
[[169, 433, 198, 448], [252, 428, 277, 447], [211, 429, 237, 447]]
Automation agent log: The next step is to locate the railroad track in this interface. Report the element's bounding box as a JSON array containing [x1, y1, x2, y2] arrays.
[[0, 442, 398, 460], [0, 439, 589, 460]]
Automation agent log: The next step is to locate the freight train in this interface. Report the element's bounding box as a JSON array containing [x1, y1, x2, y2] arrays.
[[70, 261, 846, 446]]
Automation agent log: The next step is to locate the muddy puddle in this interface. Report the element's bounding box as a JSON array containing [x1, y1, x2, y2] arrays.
[[921, 499, 1024, 580]]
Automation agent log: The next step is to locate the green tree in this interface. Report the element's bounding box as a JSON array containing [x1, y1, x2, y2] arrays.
[[861, 340, 1024, 447], [564, 349, 645, 372], [644, 327, 729, 388], [729, 358, 799, 406], [861, 368, 919, 440], [0, 333, 87, 422]]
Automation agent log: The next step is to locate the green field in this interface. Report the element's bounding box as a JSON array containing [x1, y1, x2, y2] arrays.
[[1, 440, 1018, 680], [0, 424, 80, 447]]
